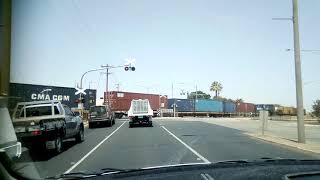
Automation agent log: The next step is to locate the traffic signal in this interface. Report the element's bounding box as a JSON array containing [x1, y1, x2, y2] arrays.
[[75, 98, 85, 103], [81, 98, 85, 103], [124, 65, 135, 71]]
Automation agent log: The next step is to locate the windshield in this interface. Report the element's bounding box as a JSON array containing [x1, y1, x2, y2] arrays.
[[90, 106, 106, 116], [1, 0, 320, 179]]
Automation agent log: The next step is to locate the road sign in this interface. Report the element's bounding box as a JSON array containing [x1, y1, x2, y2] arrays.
[[75, 87, 86, 95]]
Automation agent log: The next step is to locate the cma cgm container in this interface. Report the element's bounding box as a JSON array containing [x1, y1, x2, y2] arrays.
[[9, 83, 96, 112], [223, 102, 236, 113], [107, 91, 168, 118], [195, 99, 223, 112], [167, 99, 194, 112], [236, 103, 256, 113]]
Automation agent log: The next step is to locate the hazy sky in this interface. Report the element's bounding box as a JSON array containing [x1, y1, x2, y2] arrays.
[[10, 0, 320, 110]]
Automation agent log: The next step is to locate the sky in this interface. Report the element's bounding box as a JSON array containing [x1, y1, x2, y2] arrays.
[[10, 0, 320, 111]]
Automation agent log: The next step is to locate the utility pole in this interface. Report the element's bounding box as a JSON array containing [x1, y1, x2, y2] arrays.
[[194, 85, 197, 114], [106, 67, 109, 107], [101, 64, 112, 109], [115, 83, 120, 92], [292, 0, 305, 143], [172, 82, 176, 117]]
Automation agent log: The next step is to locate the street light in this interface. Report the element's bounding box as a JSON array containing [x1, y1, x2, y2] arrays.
[[79, 67, 107, 109], [286, 49, 320, 53]]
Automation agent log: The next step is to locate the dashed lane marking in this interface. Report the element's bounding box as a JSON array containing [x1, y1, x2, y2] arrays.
[[161, 126, 210, 164]]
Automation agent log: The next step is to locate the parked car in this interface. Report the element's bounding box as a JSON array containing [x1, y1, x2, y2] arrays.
[[89, 105, 115, 128], [12, 100, 84, 154]]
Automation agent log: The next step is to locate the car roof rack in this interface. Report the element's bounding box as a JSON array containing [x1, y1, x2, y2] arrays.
[[16, 100, 61, 106]]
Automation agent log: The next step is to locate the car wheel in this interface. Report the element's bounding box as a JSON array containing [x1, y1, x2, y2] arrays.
[[88, 123, 92, 129], [107, 120, 112, 127], [129, 123, 133, 128], [75, 127, 84, 143], [149, 122, 153, 127], [54, 136, 62, 154]]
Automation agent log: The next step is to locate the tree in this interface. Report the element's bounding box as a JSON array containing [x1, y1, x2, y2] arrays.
[[312, 100, 320, 118], [235, 98, 244, 104], [187, 91, 211, 99], [210, 81, 223, 97], [213, 96, 234, 102]]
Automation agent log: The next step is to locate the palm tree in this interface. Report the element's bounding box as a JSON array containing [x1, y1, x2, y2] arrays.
[[235, 98, 244, 104], [210, 81, 223, 97]]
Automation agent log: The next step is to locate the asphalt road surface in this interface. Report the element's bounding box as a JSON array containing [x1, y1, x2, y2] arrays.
[[13, 118, 320, 178]]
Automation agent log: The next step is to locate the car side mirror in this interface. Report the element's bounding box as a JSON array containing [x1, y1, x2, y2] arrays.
[[73, 112, 80, 117]]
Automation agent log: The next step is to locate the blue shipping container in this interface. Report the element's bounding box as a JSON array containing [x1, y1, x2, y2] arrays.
[[223, 102, 236, 113], [195, 99, 223, 112], [167, 99, 194, 112]]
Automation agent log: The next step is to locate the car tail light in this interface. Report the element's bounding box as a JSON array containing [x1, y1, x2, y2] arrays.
[[32, 130, 41, 136]]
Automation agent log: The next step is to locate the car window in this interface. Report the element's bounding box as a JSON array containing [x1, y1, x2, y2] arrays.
[[63, 106, 73, 116], [54, 105, 61, 115], [23, 106, 52, 117], [90, 106, 106, 116]]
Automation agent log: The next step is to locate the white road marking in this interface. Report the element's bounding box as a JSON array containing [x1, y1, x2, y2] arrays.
[[201, 174, 209, 180], [201, 173, 214, 180], [205, 173, 214, 180], [161, 126, 210, 164], [64, 121, 127, 174]]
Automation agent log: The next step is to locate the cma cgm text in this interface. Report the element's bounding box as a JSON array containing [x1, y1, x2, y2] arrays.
[[31, 94, 70, 101]]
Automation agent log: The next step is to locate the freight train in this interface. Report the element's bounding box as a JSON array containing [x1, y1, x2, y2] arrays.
[[167, 99, 253, 117], [255, 104, 303, 116], [167, 99, 299, 117], [106, 91, 168, 118]]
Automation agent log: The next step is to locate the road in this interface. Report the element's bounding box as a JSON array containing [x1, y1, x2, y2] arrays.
[[14, 118, 320, 178]]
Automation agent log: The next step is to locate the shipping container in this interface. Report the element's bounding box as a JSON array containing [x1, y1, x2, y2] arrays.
[[277, 106, 297, 115], [195, 99, 223, 112], [255, 104, 277, 115], [107, 91, 168, 112], [167, 99, 194, 112], [223, 102, 236, 113], [9, 83, 96, 112], [236, 103, 256, 113]]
